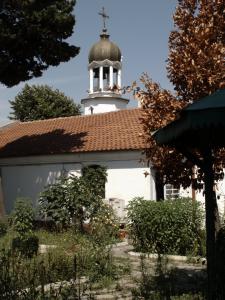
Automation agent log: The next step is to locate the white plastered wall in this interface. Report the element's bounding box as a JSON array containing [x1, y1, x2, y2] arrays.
[[105, 160, 155, 206], [0, 151, 155, 214], [1, 163, 82, 214], [81, 97, 128, 115]]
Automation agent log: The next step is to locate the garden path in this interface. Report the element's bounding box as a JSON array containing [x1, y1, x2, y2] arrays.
[[87, 240, 207, 299]]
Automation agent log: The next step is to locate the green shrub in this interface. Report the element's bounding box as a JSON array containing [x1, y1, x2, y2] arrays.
[[90, 202, 119, 245], [11, 198, 34, 238], [0, 217, 8, 237], [127, 197, 204, 255], [39, 175, 102, 231], [10, 198, 39, 257], [12, 235, 39, 258], [0, 233, 121, 298], [0, 249, 76, 298], [82, 165, 107, 199]]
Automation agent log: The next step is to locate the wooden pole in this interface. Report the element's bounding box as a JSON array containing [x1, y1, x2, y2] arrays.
[[203, 148, 220, 299]]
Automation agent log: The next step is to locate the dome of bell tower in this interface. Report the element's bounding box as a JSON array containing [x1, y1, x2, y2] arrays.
[[88, 29, 121, 63]]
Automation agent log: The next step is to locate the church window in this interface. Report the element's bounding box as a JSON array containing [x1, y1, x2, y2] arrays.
[[164, 184, 180, 200]]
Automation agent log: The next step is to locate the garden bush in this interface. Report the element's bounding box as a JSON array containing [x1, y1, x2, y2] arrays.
[[39, 175, 102, 231], [0, 248, 79, 299], [127, 197, 204, 255], [12, 235, 39, 258], [0, 232, 121, 299], [10, 198, 39, 257], [82, 165, 107, 199], [90, 202, 119, 245], [11, 198, 34, 236], [0, 217, 8, 237]]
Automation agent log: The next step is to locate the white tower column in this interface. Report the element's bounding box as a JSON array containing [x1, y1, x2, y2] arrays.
[[89, 68, 94, 93], [109, 66, 113, 88], [99, 66, 103, 91], [117, 69, 122, 89]]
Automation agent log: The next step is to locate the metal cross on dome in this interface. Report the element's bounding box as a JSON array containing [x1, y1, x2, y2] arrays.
[[98, 7, 109, 30]]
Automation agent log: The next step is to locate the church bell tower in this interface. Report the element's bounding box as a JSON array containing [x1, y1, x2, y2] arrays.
[[81, 8, 129, 115]]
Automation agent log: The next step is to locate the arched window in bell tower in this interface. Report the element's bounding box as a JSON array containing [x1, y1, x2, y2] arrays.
[[103, 67, 110, 90], [93, 67, 99, 92]]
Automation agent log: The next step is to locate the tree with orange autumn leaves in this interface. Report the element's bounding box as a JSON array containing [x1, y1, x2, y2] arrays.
[[134, 0, 225, 197]]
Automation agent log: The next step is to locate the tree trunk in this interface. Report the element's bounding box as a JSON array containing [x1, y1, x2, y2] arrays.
[[203, 148, 221, 299], [155, 171, 164, 201]]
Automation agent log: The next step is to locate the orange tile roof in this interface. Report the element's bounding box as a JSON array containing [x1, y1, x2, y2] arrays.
[[0, 108, 146, 158]]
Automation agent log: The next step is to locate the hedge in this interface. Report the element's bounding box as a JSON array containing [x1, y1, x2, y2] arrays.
[[127, 197, 205, 256]]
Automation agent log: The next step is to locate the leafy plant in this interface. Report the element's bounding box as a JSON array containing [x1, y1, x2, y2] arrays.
[[12, 235, 39, 258], [133, 253, 205, 300], [39, 167, 108, 232], [39, 175, 102, 231], [0, 228, 122, 299], [11, 198, 35, 238], [10, 198, 39, 257], [82, 165, 107, 199], [39, 176, 71, 230], [0, 217, 8, 237], [68, 175, 99, 231], [127, 197, 204, 255], [0, 248, 93, 299], [90, 202, 119, 245]]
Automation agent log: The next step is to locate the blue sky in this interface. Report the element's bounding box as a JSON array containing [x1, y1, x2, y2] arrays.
[[0, 0, 177, 125]]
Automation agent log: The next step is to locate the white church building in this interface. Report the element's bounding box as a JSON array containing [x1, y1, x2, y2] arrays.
[[0, 17, 224, 217], [0, 24, 157, 216]]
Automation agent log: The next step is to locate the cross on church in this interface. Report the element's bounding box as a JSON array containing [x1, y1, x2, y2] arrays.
[[98, 7, 109, 30]]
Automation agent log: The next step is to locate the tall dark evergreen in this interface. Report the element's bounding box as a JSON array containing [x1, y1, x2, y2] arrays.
[[0, 0, 79, 87], [9, 84, 81, 121]]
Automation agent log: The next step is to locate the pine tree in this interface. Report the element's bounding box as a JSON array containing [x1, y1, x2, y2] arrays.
[[0, 0, 79, 87]]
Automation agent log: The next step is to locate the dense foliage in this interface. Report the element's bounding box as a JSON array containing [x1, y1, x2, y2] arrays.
[[135, 2, 225, 296], [9, 84, 81, 121], [135, 0, 225, 189], [0, 217, 7, 237], [0, 0, 79, 87], [39, 175, 96, 231], [90, 202, 119, 245], [127, 197, 204, 255], [39, 166, 108, 231], [11, 198, 34, 238], [10, 198, 39, 257], [82, 165, 107, 199], [0, 236, 119, 299]]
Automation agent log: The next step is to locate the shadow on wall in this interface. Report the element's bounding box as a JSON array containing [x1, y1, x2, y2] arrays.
[[0, 129, 87, 157]]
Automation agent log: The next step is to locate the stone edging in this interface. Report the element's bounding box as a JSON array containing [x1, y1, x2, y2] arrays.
[[128, 251, 206, 264]]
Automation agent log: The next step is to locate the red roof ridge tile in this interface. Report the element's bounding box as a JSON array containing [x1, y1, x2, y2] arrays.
[[13, 108, 142, 126]]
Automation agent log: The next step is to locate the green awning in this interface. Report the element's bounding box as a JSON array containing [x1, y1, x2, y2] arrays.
[[153, 89, 225, 148]]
